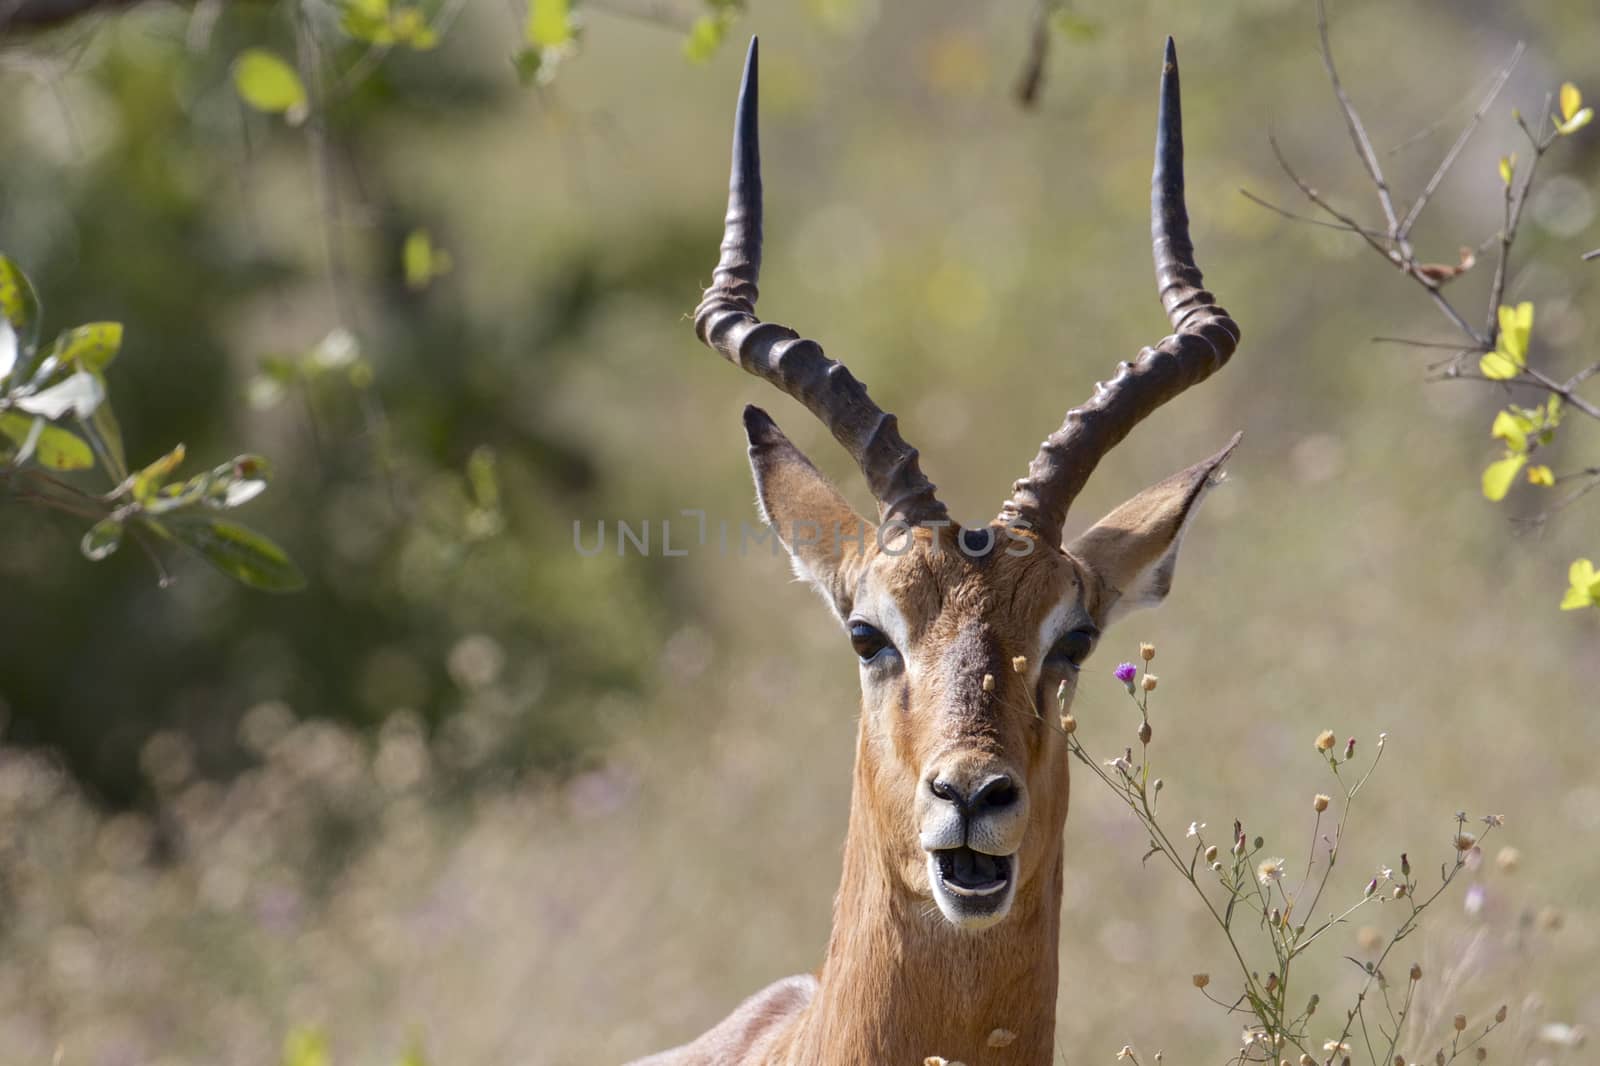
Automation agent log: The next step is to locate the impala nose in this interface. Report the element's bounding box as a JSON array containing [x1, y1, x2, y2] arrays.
[[929, 773, 1019, 815]]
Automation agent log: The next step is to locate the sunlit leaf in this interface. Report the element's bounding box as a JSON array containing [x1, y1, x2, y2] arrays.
[[133, 443, 187, 503], [683, 14, 727, 63], [32, 424, 94, 470], [1478, 350, 1520, 380], [171, 518, 306, 592], [1527, 464, 1555, 486], [403, 231, 453, 291], [1050, 11, 1101, 41], [232, 50, 309, 125], [1481, 454, 1526, 501], [1561, 82, 1583, 122], [527, 0, 572, 48], [0, 412, 43, 465], [49, 322, 123, 372], [512, 47, 543, 86], [81, 517, 124, 561], [1498, 154, 1515, 186], [1560, 558, 1600, 611], [13, 370, 104, 420], [0, 255, 42, 355], [1554, 107, 1593, 136], [1490, 409, 1531, 453], [390, 6, 438, 49]]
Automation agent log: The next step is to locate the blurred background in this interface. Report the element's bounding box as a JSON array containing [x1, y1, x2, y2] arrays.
[[0, 0, 1595, 1062]]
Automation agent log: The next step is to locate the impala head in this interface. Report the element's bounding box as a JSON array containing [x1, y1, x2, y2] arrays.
[[693, 39, 1240, 931]]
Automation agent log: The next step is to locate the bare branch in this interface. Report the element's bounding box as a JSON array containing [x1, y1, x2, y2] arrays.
[[1239, 188, 1387, 237], [1014, 0, 1053, 109], [1315, 0, 1402, 241], [1397, 43, 1524, 240], [1371, 336, 1481, 351]]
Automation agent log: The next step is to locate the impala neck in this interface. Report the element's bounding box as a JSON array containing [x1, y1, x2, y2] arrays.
[[786, 745, 1067, 1064]]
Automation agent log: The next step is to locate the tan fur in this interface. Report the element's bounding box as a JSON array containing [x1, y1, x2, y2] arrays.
[[631, 427, 1234, 1065]]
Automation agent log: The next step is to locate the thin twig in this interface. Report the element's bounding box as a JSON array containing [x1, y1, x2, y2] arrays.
[[1396, 42, 1524, 240], [1315, 0, 1402, 244], [1239, 188, 1387, 237]]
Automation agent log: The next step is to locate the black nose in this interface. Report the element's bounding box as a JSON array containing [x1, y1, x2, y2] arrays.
[[929, 774, 1019, 814]]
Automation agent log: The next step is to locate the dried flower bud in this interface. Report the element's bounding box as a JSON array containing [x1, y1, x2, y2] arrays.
[[1495, 846, 1520, 872], [1410, 963, 1422, 981], [1210, 861, 1223, 871], [1536, 906, 1564, 931], [1313, 793, 1330, 813], [1193, 973, 1210, 989], [1011, 655, 1028, 674], [1454, 1014, 1467, 1032], [1454, 833, 1477, 852], [1153, 1055, 1162, 1065], [1494, 1004, 1507, 1023], [1474, 1049, 1486, 1062], [1153, 778, 1163, 794], [1271, 907, 1282, 926], [1253, 835, 1264, 850], [1140, 642, 1155, 661], [1138, 720, 1153, 745], [1264, 972, 1279, 993], [1301, 1056, 1316, 1066], [1394, 1056, 1406, 1066], [1315, 730, 1337, 752], [1436, 1053, 1446, 1066], [1117, 1046, 1134, 1061], [1364, 877, 1378, 898], [1205, 845, 1219, 863], [1141, 674, 1159, 692], [1306, 994, 1319, 1015], [1345, 736, 1357, 759], [982, 673, 996, 693], [1392, 884, 1407, 899], [1060, 714, 1077, 734], [1400, 852, 1411, 877]]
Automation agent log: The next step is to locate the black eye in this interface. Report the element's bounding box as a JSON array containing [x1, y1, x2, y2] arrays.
[[848, 620, 894, 664], [1047, 627, 1097, 671]]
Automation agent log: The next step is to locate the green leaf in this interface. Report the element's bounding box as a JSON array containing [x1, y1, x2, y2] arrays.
[[133, 443, 187, 503], [50, 322, 123, 372], [171, 519, 306, 592], [81, 517, 124, 561], [12, 370, 104, 419], [1561, 557, 1600, 611], [512, 47, 544, 86], [403, 231, 452, 290], [0, 255, 43, 355], [0, 412, 43, 465], [1482, 454, 1526, 501], [683, 14, 727, 63], [233, 50, 309, 123], [1050, 11, 1101, 41], [527, 0, 572, 48], [33, 424, 94, 470]]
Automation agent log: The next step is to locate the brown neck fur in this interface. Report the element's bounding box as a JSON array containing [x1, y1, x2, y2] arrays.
[[779, 729, 1069, 1065]]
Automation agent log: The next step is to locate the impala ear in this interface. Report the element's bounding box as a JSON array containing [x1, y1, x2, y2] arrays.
[[743, 405, 875, 621], [1067, 433, 1241, 628]]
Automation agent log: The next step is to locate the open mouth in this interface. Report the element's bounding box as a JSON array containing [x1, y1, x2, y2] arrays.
[[927, 846, 1016, 928], [934, 847, 1012, 897]]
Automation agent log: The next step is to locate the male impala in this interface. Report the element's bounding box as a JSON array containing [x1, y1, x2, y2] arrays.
[[634, 37, 1241, 1066]]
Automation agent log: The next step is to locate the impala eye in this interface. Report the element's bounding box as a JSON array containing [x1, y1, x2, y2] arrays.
[[848, 620, 895, 664], [1047, 626, 1098, 671]]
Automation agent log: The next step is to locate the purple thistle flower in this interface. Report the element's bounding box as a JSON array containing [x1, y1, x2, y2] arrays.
[[1114, 662, 1138, 687]]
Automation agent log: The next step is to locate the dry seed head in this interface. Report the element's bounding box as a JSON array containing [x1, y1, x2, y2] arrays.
[[1410, 963, 1422, 981], [1140, 642, 1155, 661], [1395, 1056, 1406, 1066], [1495, 1005, 1508, 1023], [1358, 925, 1382, 950], [1264, 972, 1279, 993], [1138, 720, 1153, 744], [1455, 833, 1478, 852], [1436, 1053, 1446, 1066], [1193, 973, 1210, 989], [1313, 793, 1330, 813], [1392, 884, 1407, 899], [1495, 846, 1520, 872], [1454, 1014, 1467, 1032], [1474, 1049, 1486, 1062], [1301, 1056, 1316, 1066], [1118, 1046, 1134, 1061], [1315, 729, 1337, 752], [1536, 906, 1564, 931], [982, 673, 996, 693], [1210, 861, 1223, 871], [1205, 844, 1219, 863], [1060, 714, 1077, 734], [924, 1059, 948, 1066], [987, 1029, 1016, 1048], [1345, 736, 1357, 759], [1011, 655, 1028, 675], [1141, 674, 1158, 692]]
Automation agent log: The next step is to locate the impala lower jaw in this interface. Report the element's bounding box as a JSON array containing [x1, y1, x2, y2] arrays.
[[927, 846, 1017, 929]]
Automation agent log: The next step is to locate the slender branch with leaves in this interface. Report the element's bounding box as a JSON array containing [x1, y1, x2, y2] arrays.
[[1243, 0, 1599, 614]]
